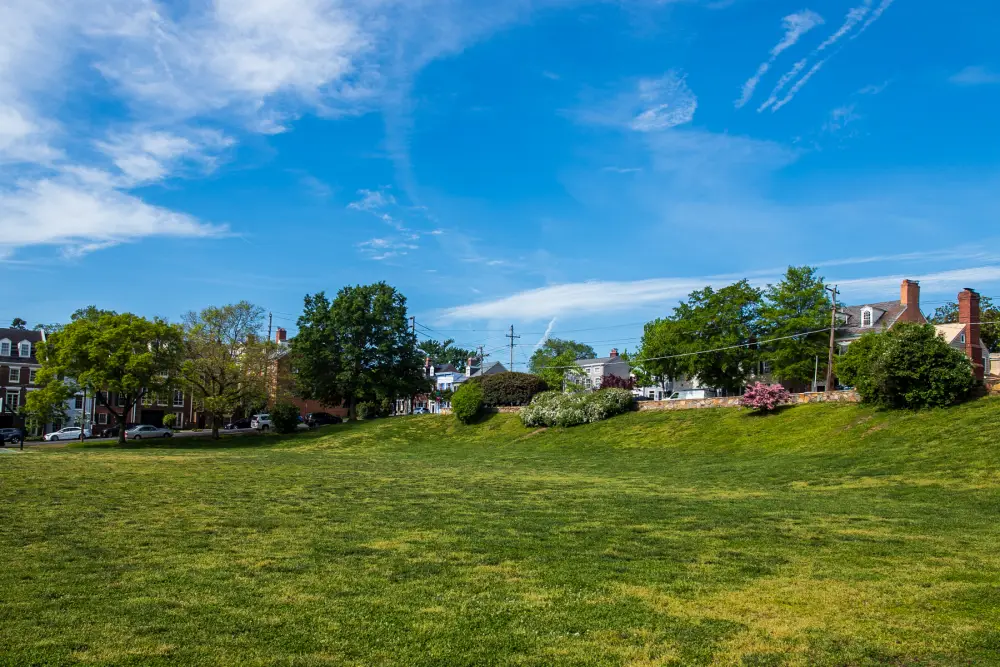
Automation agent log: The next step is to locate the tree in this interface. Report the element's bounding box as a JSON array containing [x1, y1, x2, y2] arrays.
[[179, 301, 273, 440], [21, 371, 73, 434], [10, 317, 27, 330], [929, 297, 1000, 351], [529, 339, 594, 392], [836, 323, 976, 409], [293, 283, 428, 420], [759, 266, 831, 386], [39, 310, 184, 444], [33, 322, 63, 335], [418, 339, 476, 372], [636, 281, 763, 395]]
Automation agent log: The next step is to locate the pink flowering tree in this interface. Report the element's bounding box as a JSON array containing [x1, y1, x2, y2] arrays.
[[739, 382, 792, 413]]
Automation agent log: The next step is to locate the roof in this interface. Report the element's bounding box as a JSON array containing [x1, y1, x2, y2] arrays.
[[933, 323, 965, 344], [433, 363, 461, 374], [836, 300, 908, 339], [575, 356, 626, 367], [469, 361, 507, 377], [0, 328, 42, 365]]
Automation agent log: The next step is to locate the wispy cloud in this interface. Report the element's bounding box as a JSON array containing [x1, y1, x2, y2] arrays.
[[950, 66, 1000, 86], [574, 70, 697, 132], [533, 318, 557, 351], [736, 10, 824, 109], [348, 188, 397, 211], [758, 0, 895, 113]]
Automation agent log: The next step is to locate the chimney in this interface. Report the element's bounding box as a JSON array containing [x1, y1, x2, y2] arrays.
[[425, 356, 433, 377], [275, 328, 287, 343], [466, 357, 475, 378], [900, 279, 921, 322], [959, 288, 984, 381], [609, 348, 619, 358]]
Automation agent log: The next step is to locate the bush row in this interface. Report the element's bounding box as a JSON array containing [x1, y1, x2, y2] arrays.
[[520, 389, 634, 428], [468, 372, 548, 407]]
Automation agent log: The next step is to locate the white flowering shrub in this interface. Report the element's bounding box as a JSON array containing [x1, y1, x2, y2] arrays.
[[521, 389, 634, 428]]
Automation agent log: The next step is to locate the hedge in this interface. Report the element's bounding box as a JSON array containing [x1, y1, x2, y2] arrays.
[[452, 383, 484, 424], [521, 389, 634, 428], [468, 372, 548, 406], [270, 403, 301, 434]]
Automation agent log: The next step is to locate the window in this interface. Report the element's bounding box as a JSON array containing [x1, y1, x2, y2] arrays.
[[18, 342, 30, 357], [142, 393, 152, 407], [862, 309, 872, 327], [115, 393, 126, 408], [960, 332, 967, 344], [0, 341, 9, 356], [5, 390, 19, 411], [8, 368, 20, 384], [157, 394, 167, 407], [97, 412, 108, 425], [74, 395, 84, 410], [29, 368, 37, 384], [175, 412, 184, 427], [760, 361, 772, 374], [173, 390, 184, 407]]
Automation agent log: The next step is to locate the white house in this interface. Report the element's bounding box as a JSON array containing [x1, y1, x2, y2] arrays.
[[572, 349, 630, 390], [934, 323, 991, 377]]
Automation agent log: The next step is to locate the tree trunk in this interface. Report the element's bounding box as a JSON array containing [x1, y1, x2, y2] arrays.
[[348, 396, 357, 421], [117, 413, 127, 446], [211, 413, 220, 440]]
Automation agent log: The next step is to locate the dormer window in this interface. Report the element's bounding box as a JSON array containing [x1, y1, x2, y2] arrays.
[[862, 308, 873, 328], [0, 340, 9, 356], [18, 341, 31, 357]]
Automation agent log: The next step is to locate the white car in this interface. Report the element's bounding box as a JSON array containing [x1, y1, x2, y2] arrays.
[[413, 407, 427, 415], [251, 413, 271, 430], [44, 426, 92, 441], [124, 425, 173, 440]]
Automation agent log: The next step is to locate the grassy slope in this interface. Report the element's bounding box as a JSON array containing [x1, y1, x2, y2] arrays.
[[2, 401, 1000, 666]]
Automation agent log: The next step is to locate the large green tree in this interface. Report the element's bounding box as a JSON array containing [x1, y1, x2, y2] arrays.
[[759, 266, 831, 386], [293, 283, 428, 420], [418, 339, 476, 372], [39, 310, 184, 444], [180, 301, 274, 440], [929, 297, 1000, 351], [21, 371, 73, 434], [528, 339, 594, 392], [635, 280, 763, 394]]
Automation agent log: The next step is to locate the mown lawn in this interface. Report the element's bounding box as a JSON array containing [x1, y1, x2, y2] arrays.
[[2, 400, 1000, 666]]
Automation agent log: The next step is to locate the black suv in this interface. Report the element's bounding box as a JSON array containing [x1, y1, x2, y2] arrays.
[[305, 412, 342, 427], [0, 428, 23, 445]]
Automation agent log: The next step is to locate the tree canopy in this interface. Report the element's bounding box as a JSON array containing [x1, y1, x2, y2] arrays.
[[38, 310, 184, 443], [180, 301, 273, 439], [528, 339, 594, 391], [759, 266, 831, 385], [293, 283, 428, 420], [9, 317, 27, 330]]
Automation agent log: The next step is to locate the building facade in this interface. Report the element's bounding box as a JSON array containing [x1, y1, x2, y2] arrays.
[[0, 328, 43, 430]]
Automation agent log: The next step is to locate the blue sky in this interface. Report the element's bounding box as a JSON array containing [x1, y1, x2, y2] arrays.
[[2, 0, 1000, 368]]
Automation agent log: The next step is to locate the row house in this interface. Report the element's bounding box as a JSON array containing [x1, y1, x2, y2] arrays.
[[91, 388, 196, 434], [0, 328, 43, 430]]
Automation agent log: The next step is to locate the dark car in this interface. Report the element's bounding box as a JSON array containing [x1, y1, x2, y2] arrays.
[[0, 428, 23, 445], [305, 412, 342, 427], [100, 423, 139, 439], [224, 418, 252, 430]]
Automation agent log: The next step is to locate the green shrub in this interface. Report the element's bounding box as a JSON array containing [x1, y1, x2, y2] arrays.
[[452, 383, 484, 424], [270, 403, 301, 434], [161, 413, 177, 429], [836, 322, 977, 409], [469, 372, 548, 406], [521, 389, 634, 427]]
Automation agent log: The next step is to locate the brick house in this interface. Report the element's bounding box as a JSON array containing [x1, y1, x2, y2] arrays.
[[92, 387, 195, 433], [932, 289, 990, 381], [0, 328, 43, 429]]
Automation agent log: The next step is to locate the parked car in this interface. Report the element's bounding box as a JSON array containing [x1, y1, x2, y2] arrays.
[[100, 423, 138, 438], [250, 413, 271, 431], [0, 428, 24, 445], [413, 407, 428, 415], [668, 389, 718, 400], [43, 426, 92, 441], [124, 425, 173, 440], [224, 418, 252, 430], [305, 412, 342, 427]]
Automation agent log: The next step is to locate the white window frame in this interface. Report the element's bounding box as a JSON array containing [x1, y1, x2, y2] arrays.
[[862, 308, 873, 328], [97, 412, 108, 425], [175, 412, 184, 427], [8, 367, 20, 384], [960, 332, 967, 344], [5, 390, 19, 411], [0, 340, 9, 356], [29, 368, 37, 384], [173, 390, 184, 407], [18, 341, 31, 357], [157, 394, 168, 407], [74, 394, 84, 410], [142, 393, 152, 407]]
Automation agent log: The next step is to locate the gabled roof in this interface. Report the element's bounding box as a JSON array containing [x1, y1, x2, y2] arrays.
[[934, 323, 989, 351], [470, 361, 507, 377], [836, 300, 908, 338], [433, 363, 461, 374], [575, 356, 626, 367]]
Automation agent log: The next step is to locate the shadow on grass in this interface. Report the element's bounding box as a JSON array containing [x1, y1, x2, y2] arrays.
[[739, 404, 798, 418], [67, 427, 343, 451]]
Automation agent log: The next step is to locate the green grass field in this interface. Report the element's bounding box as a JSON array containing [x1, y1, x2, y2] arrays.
[[3, 400, 1000, 666]]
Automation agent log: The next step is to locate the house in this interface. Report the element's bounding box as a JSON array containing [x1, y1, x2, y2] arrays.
[[92, 387, 195, 431], [572, 348, 630, 390], [395, 356, 508, 415], [269, 328, 349, 419], [932, 288, 990, 381], [0, 328, 43, 430], [835, 279, 926, 352]]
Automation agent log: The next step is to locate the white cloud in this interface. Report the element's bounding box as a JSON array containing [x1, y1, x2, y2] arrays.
[[823, 104, 860, 134], [852, 0, 895, 38], [97, 128, 234, 186], [816, 0, 872, 52], [736, 10, 824, 108], [839, 266, 1000, 296], [533, 318, 557, 351], [950, 66, 1000, 86], [771, 59, 827, 111], [574, 70, 697, 132], [348, 188, 397, 211]]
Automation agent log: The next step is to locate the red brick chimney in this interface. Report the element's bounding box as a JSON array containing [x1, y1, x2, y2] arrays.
[[609, 348, 619, 358], [899, 279, 922, 323], [425, 356, 433, 377], [275, 327, 287, 343], [959, 288, 984, 381]]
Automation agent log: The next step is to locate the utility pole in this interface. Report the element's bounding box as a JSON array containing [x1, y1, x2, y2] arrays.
[[267, 312, 273, 343], [507, 325, 520, 371], [409, 316, 417, 415], [825, 285, 840, 392]]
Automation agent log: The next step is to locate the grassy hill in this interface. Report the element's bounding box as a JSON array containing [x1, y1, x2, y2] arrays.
[[2, 400, 1000, 665]]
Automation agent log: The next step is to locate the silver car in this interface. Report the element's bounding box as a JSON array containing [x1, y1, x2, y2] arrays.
[[125, 425, 173, 440], [44, 426, 93, 441]]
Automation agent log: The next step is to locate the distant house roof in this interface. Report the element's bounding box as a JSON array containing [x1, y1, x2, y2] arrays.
[[470, 361, 507, 378], [0, 328, 43, 364], [836, 300, 908, 339], [934, 323, 966, 344], [575, 356, 624, 367], [433, 363, 461, 374]]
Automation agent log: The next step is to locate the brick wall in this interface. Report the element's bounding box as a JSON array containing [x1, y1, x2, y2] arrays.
[[636, 390, 860, 412]]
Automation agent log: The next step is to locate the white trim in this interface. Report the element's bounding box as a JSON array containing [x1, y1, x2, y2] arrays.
[[0, 340, 9, 356], [8, 367, 21, 383], [17, 341, 31, 358]]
